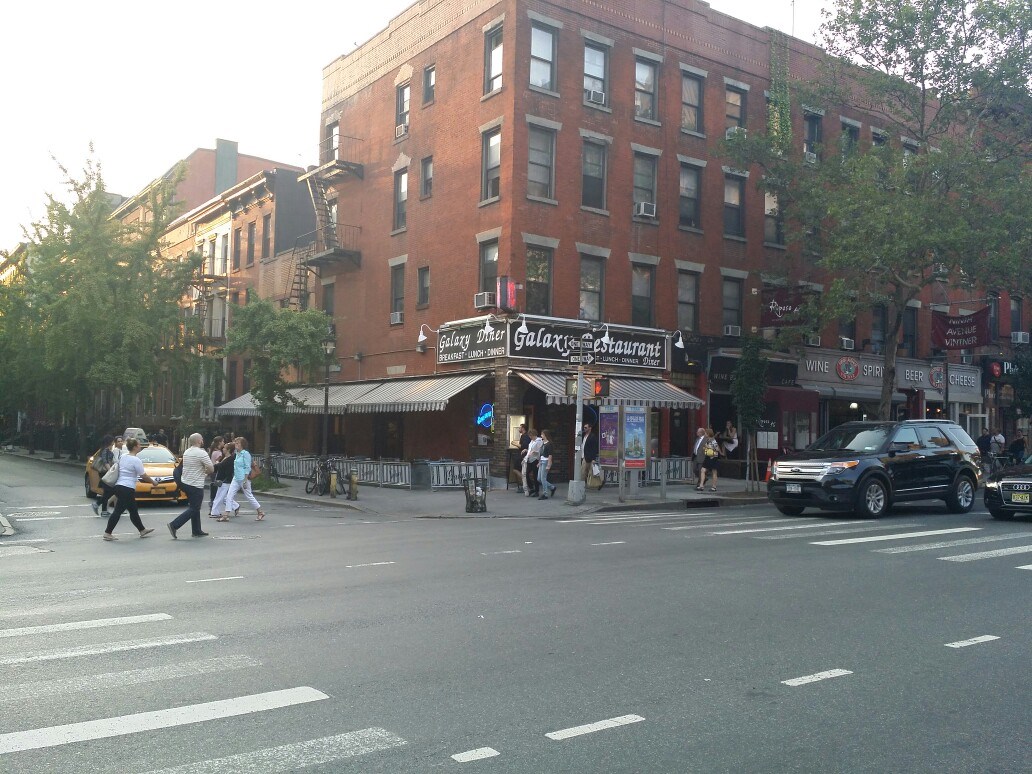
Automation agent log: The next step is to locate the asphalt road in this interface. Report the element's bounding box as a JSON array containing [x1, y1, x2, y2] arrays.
[[1, 454, 1029, 773]]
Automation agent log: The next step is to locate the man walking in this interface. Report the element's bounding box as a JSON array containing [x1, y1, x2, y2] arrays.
[[691, 426, 707, 485], [168, 433, 214, 539], [580, 422, 599, 488], [515, 423, 530, 494]]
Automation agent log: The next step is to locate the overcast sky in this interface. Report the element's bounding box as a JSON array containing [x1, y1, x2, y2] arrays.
[[0, 0, 828, 251]]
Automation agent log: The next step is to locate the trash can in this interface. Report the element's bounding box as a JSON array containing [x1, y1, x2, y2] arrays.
[[463, 477, 488, 513]]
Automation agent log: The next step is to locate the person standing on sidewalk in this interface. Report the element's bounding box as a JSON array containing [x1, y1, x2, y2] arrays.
[[580, 422, 599, 488], [691, 427, 707, 485], [524, 429, 542, 497], [222, 436, 266, 521], [168, 433, 214, 539], [537, 429, 557, 500], [514, 423, 530, 494], [103, 438, 155, 541]]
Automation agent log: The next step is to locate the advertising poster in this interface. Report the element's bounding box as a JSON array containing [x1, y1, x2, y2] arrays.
[[599, 407, 619, 467], [623, 407, 647, 469]]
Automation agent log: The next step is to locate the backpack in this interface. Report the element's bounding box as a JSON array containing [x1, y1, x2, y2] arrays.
[[92, 448, 113, 474]]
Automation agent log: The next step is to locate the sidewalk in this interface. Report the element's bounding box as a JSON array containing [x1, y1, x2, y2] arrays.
[[0, 446, 767, 523]]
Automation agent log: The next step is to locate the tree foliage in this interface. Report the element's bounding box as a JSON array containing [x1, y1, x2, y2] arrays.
[[729, 0, 1032, 420]]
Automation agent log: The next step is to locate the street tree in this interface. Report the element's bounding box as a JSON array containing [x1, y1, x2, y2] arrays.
[[224, 298, 333, 468], [730, 337, 770, 489], [729, 0, 1032, 420]]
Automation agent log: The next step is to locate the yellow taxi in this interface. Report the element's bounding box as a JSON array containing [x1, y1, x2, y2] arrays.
[[84, 444, 187, 503]]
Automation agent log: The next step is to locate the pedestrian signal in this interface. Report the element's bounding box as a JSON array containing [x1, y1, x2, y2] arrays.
[[593, 378, 610, 398]]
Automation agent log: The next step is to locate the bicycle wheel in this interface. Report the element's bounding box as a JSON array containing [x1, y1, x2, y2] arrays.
[[318, 470, 329, 496], [335, 469, 346, 494], [305, 468, 319, 494], [268, 464, 280, 483]]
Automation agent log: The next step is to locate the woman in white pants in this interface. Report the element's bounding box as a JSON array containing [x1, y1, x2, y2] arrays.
[[220, 436, 265, 521], [209, 442, 237, 519]]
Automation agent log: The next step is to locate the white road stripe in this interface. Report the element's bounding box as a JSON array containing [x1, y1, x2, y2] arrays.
[[344, 561, 396, 568], [875, 533, 1032, 554], [0, 613, 172, 639], [712, 521, 855, 535], [0, 655, 261, 705], [0, 632, 217, 665], [11, 516, 70, 522], [812, 528, 981, 545], [665, 517, 810, 531], [452, 747, 501, 762], [0, 538, 49, 544], [781, 669, 853, 686], [560, 511, 716, 523], [546, 714, 644, 740], [185, 576, 244, 584], [591, 541, 627, 546], [0, 686, 328, 755], [1018, 564, 1032, 570], [144, 727, 407, 773], [945, 635, 1000, 648], [0, 546, 51, 557], [939, 545, 1032, 562], [480, 550, 522, 555], [757, 523, 924, 540]]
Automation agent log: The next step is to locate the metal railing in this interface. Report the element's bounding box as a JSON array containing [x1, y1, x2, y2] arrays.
[[427, 460, 491, 490]]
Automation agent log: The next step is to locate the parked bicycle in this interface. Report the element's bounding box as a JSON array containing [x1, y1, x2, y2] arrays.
[[257, 455, 280, 484], [305, 457, 345, 496]]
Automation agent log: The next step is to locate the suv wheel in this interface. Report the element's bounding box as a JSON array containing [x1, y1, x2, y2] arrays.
[[855, 477, 888, 518], [988, 507, 1015, 521], [945, 474, 975, 514], [775, 504, 805, 516]]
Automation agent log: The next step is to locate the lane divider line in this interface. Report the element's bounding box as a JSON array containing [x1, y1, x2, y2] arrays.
[[591, 541, 626, 546], [781, 669, 853, 687], [480, 551, 522, 555], [546, 714, 644, 740], [185, 577, 244, 584], [945, 635, 1000, 648], [0, 613, 172, 639], [452, 747, 501, 762], [344, 561, 396, 568]]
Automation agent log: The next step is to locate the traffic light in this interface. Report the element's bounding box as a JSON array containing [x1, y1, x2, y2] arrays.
[[592, 378, 610, 398]]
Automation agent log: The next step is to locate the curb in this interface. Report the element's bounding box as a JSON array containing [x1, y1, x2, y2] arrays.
[[260, 490, 364, 513]]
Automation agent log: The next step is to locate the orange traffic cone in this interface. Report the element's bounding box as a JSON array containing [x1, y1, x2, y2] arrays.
[[764, 459, 772, 482]]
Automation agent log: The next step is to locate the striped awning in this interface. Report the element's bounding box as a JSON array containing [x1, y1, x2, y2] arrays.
[[347, 372, 489, 413], [291, 383, 383, 414], [516, 371, 704, 409]]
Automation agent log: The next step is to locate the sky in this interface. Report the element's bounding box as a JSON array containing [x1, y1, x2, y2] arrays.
[[0, 0, 828, 252]]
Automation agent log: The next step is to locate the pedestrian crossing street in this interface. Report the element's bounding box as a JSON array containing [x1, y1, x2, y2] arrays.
[[561, 509, 1032, 570]]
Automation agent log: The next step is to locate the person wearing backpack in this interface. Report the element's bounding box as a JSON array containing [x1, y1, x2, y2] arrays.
[[91, 435, 116, 516], [220, 436, 265, 521]]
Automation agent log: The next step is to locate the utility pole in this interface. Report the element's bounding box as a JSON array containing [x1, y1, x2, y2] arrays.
[[567, 332, 593, 504]]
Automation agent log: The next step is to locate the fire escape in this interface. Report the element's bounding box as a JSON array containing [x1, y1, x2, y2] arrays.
[[289, 134, 364, 310]]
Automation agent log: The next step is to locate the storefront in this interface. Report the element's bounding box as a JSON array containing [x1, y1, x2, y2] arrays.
[[982, 357, 1020, 438], [925, 363, 983, 431]]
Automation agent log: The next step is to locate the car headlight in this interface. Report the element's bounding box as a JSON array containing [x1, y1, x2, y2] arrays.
[[825, 460, 860, 475], [985, 480, 999, 490]]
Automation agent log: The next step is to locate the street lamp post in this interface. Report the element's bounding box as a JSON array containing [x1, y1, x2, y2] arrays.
[[321, 336, 336, 465]]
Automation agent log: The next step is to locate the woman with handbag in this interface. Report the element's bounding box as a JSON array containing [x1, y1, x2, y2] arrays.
[[91, 435, 116, 516], [103, 438, 156, 541], [219, 436, 265, 521], [696, 428, 721, 492]]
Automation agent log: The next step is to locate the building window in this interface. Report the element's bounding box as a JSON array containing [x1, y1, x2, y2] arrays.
[[219, 234, 229, 274], [207, 237, 217, 273], [677, 271, 698, 332], [479, 240, 498, 293], [871, 305, 887, 353], [678, 164, 700, 228], [631, 264, 655, 327], [583, 43, 608, 104], [390, 264, 405, 315], [393, 170, 408, 231], [804, 113, 822, 159], [323, 283, 335, 318], [482, 128, 501, 201], [634, 59, 658, 120], [420, 156, 433, 198], [633, 153, 657, 207], [417, 266, 430, 306], [525, 246, 552, 315], [484, 25, 503, 94], [764, 192, 784, 244], [725, 87, 745, 130], [902, 306, 918, 354], [1010, 297, 1022, 334], [233, 227, 242, 270], [681, 74, 703, 133], [323, 121, 340, 164], [246, 222, 256, 266], [839, 316, 856, 341], [582, 141, 606, 210], [527, 126, 555, 200], [722, 278, 743, 328], [261, 214, 272, 260], [423, 65, 436, 104], [530, 24, 556, 91], [841, 122, 860, 156], [328, 199, 338, 229], [723, 176, 745, 237], [988, 292, 1000, 338], [396, 82, 410, 132], [579, 255, 604, 321], [872, 131, 888, 148]]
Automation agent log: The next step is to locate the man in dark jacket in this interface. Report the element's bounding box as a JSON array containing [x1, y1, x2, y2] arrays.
[[580, 423, 600, 488], [976, 429, 992, 457]]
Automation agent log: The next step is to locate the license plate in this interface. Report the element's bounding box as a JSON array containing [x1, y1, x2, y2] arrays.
[[786, 483, 801, 494], [1011, 492, 1030, 504], [150, 487, 165, 495]]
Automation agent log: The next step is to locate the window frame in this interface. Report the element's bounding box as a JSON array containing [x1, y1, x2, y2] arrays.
[[583, 42, 609, 105], [484, 24, 503, 94], [677, 270, 699, 333], [481, 128, 502, 202], [988, 292, 1000, 339], [527, 125, 556, 200], [393, 169, 408, 231], [525, 245, 553, 316], [417, 266, 430, 306], [678, 163, 701, 229], [422, 65, 436, 104], [581, 140, 607, 210], [390, 263, 405, 315], [631, 263, 655, 327], [479, 240, 499, 294], [804, 112, 823, 159], [723, 175, 745, 237], [261, 214, 272, 260], [763, 192, 784, 245], [721, 277, 743, 328], [1010, 296, 1022, 334], [529, 23, 557, 92], [681, 73, 703, 133], [578, 254, 604, 322], [632, 152, 658, 207], [322, 282, 335, 318], [246, 221, 256, 266], [420, 156, 433, 198], [902, 306, 918, 354], [395, 82, 411, 131], [725, 86, 745, 130], [633, 58, 658, 121]]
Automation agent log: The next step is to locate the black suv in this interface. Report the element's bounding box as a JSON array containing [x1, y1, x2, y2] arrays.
[[767, 420, 982, 518]]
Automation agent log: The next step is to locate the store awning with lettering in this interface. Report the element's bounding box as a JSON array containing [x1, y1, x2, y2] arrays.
[[516, 371, 703, 408], [346, 372, 489, 413]]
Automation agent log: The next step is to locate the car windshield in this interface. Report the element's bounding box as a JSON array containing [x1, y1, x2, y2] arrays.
[[138, 447, 175, 464], [808, 425, 891, 453]]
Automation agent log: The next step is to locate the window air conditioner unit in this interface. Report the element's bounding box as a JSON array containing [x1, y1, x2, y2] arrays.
[[473, 291, 497, 310], [725, 126, 746, 140], [390, 311, 404, 325], [634, 201, 657, 218], [723, 324, 742, 337], [587, 90, 606, 105], [395, 123, 408, 139], [840, 337, 855, 351], [961, 354, 973, 364], [1012, 331, 1030, 344], [806, 335, 822, 347], [933, 263, 949, 278], [804, 151, 818, 164]]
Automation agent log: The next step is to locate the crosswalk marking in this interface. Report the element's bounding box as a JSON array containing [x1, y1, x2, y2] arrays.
[[0, 686, 328, 755], [0, 613, 172, 639], [711, 521, 856, 535], [562, 512, 711, 524], [546, 714, 644, 740], [1018, 564, 1032, 570], [782, 669, 853, 686], [12, 516, 71, 521], [0, 655, 261, 705], [757, 523, 924, 540], [0, 632, 217, 665], [143, 727, 408, 773], [812, 528, 981, 546], [945, 635, 999, 648], [939, 545, 1032, 562], [665, 517, 810, 532], [591, 541, 626, 546], [344, 561, 396, 568], [185, 577, 244, 584], [0, 546, 51, 557], [875, 533, 1032, 554], [452, 747, 501, 762]]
